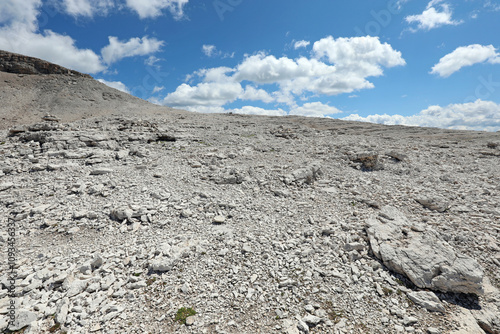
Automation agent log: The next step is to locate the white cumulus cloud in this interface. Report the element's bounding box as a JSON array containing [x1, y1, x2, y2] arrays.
[[294, 40, 310, 49], [0, 0, 41, 30], [405, 1, 462, 31], [125, 0, 189, 19], [313, 36, 406, 69], [289, 102, 343, 117], [163, 81, 243, 108], [152, 86, 165, 93], [62, 0, 114, 17], [431, 44, 500, 77], [0, 0, 107, 73], [101, 36, 164, 64], [202, 44, 217, 57], [0, 26, 106, 74], [342, 100, 500, 132], [229, 106, 286, 117], [201, 44, 234, 58], [240, 86, 275, 103], [97, 79, 130, 93]]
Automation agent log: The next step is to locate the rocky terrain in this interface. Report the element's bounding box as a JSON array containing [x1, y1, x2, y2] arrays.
[[0, 51, 172, 130], [0, 51, 500, 334]]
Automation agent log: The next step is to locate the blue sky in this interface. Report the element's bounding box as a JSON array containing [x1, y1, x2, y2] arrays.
[[1, 0, 500, 131]]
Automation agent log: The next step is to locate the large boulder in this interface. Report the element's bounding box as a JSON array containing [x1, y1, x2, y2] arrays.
[[366, 206, 484, 295]]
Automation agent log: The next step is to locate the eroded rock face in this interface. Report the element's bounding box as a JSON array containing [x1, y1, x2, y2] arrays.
[[0, 50, 91, 77], [366, 206, 484, 295]]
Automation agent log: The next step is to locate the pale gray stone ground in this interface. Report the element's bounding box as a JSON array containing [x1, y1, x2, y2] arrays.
[[0, 110, 499, 334]]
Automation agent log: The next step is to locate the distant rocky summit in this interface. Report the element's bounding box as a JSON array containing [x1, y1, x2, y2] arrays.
[[0, 50, 92, 78]]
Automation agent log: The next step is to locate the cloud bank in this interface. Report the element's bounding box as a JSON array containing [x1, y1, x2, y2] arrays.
[[163, 36, 406, 113], [343, 100, 500, 132]]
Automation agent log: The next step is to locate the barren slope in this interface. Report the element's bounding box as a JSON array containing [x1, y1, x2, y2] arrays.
[[0, 50, 180, 129]]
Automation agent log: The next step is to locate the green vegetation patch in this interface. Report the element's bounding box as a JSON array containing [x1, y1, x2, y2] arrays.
[[175, 307, 196, 324]]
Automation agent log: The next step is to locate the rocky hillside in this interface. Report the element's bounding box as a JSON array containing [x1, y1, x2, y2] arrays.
[[0, 50, 175, 130], [0, 51, 92, 77], [0, 110, 499, 333]]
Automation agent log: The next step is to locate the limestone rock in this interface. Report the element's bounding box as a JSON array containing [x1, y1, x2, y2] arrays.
[[284, 164, 322, 185], [415, 198, 450, 213], [366, 206, 484, 295], [8, 310, 37, 331], [407, 291, 445, 313], [55, 297, 69, 324]]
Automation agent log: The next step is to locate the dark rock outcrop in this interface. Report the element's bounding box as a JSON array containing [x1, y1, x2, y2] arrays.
[[0, 50, 91, 78]]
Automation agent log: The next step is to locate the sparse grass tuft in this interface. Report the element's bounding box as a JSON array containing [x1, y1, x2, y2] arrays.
[[324, 301, 344, 324], [175, 307, 196, 325]]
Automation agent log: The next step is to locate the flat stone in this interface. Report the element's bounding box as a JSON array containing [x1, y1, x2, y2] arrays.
[[128, 281, 147, 289], [366, 206, 484, 295], [302, 314, 322, 326], [415, 198, 449, 213], [185, 315, 196, 326], [404, 316, 418, 326], [90, 168, 113, 175], [213, 215, 226, 224], [66, 279, 88, 297], [149, 259, 175, 272], [8, 310, 37, 331], [407, 291, 445, 312]]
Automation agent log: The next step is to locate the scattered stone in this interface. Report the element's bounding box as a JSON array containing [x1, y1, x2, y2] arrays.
[[407, 291, 445, 312], [386, 151, 408, 162], [55, 297, 69, 324], [284, 164, 322, 185], [91, 254, 103, 270], [90, 168, 113, 175], [302, 314, 322, 327], [404, 316, 418, 326], [344, 242, 365, 252], [415, 198, 450, 213], [8, 310, 37, 331], [110, 207, 134, 221], [213, 215, 226, 224], [180, 209, 193, 218], [351, 152, 384, 171], [185, 315, 196, 326], [42, 114, 61, 122]]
